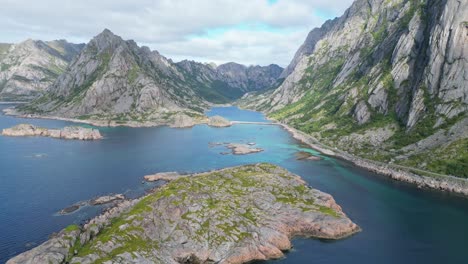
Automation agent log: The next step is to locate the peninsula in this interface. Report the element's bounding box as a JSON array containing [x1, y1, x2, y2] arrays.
[[7, 163, 360, 264]]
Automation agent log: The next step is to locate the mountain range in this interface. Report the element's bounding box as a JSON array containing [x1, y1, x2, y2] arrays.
[[3, 29, 282, 125]]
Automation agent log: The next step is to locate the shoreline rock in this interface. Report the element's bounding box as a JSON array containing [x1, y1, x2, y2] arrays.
[[89, 194, 125, 206], [208, 115, 231, 127], [59, 194, 125, 215], [281, 124, 468, 197], [1, 124, 102, 140], [8, 164, 360, 264], [143, 172, 183, 182]]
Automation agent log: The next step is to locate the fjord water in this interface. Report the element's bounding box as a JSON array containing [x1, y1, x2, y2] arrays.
[[1, 105, 468, 263]]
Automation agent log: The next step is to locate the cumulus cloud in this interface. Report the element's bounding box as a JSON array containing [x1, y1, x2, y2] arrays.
[[0, 0, 354, 66]]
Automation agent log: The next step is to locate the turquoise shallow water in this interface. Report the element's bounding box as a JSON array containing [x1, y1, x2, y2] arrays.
[[1, 105, 468, 263]]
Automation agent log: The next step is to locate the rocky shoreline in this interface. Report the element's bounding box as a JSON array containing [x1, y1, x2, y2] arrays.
[[3, 107, 232, 129], [143, 172, 184, 182], [280, 124, 468, 197], [7, 164, 360, 264], [1, 124, 102, 140], [59, 194, 125, 215]]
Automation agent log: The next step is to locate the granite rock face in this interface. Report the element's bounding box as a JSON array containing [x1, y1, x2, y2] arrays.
[[0, 40, 84, 101], [1, 124, 102, 140], [8, 164, 359, 264], [239, 0, 468, 177]]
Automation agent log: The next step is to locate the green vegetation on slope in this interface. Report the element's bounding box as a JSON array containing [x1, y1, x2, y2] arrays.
[[69, 164, 341, 262], [261, 0, 467, 178]]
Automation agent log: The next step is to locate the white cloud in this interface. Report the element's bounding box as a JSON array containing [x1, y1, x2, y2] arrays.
[[0, 0, 354, 66]]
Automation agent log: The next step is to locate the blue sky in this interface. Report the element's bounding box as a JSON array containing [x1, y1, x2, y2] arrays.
[[0, 0, 354, 66]]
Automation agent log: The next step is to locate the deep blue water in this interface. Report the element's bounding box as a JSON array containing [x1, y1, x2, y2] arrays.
[[1, 105, 468, 263]]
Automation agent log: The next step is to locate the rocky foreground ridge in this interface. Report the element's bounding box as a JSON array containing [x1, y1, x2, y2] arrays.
[[1, 124, 102, 140], [239, 0, 468, 178], [7, 164, 359, 264]]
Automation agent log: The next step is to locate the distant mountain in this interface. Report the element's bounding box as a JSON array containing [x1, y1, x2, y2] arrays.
[[18, 29, 282, 125], [0, 39, 84, 101], [176, 60, 283, 102], [239, 0, 468, 178]]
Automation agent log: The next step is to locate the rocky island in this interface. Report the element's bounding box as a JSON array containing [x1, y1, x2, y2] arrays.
[[7, 163, 359, 264], [207, 115, 231, 127], [169, 114, 232, 128], [226, 143, 263, 155], [1, 124, 102, 140]]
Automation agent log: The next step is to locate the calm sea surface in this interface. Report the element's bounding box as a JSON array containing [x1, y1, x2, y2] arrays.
[[1, 105, 467, 263]]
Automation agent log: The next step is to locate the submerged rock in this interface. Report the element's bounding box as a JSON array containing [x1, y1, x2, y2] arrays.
[[1, 124, 102, 140], [295, 151, 322, 161], [59, 194, 125, 215], [59, 205, 80, 215], [8, 163, 360, 264]]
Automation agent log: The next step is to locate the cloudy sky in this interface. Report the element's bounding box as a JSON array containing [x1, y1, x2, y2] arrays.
[[0, 0, 353, 66]]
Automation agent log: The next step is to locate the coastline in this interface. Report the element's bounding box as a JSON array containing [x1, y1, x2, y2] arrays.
[[1, 108, 230, 128], [280, 123, 468, 197], [7, 164, 360, 264], [4, 104, 468, 196]]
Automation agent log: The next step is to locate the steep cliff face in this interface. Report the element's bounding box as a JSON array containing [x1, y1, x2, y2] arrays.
[[176, 60, 283, 103], [240, 0, 467, 178], [0, 40, 84, 101], [21, 29, 210, 123]]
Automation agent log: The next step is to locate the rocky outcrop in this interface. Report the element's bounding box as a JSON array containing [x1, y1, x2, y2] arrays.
[[208, 115, 231, 127], [169, 113, 198, 128], [353, 100, 371, 125], [59, 194, 125, 215], [226, 143, 264, 155], [0, 39, 83, 101], [143, 172, 182, 182], [89, 194, 125, 206], [1, 124, 102, 140], [239, 0, 467, 178], [8, 164, 359, 264]]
